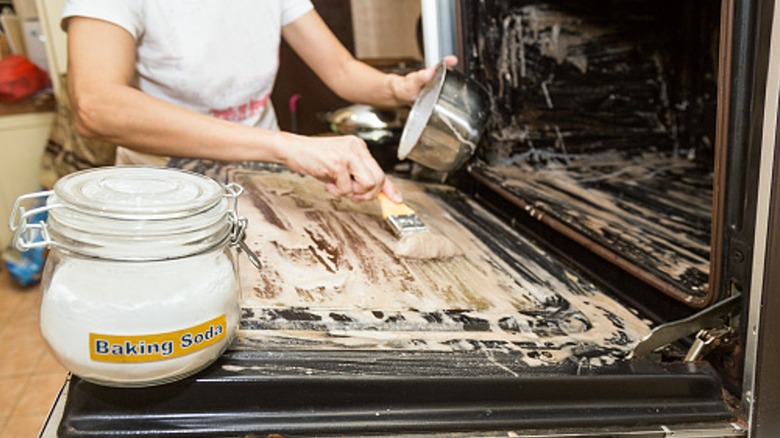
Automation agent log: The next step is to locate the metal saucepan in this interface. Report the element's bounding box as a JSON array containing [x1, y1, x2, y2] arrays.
[[324, 104, 408, 145], [397, 61, 490, 172]]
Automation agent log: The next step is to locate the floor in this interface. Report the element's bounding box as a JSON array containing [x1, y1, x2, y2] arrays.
[[0, 266, 68, 438]]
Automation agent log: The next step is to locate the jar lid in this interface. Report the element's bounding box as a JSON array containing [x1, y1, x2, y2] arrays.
[[44, 167, 232, 260], [54, 166, 225, 220]]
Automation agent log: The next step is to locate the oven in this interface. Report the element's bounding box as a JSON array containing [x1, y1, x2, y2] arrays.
[[50, 0, 780, 436]]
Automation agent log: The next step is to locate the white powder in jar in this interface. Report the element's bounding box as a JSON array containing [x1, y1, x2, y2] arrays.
[[40, 248, 239, 386]]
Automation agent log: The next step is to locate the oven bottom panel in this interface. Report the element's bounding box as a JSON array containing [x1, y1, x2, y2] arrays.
[[58, 350, 734, 437], [470, 150, 713, 307]]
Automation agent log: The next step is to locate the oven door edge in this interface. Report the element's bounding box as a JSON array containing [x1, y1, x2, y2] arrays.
[[741, 0, 780, 435]]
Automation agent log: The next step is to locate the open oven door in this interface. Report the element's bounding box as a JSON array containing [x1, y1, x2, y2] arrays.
[[55, 167, 739, 437]]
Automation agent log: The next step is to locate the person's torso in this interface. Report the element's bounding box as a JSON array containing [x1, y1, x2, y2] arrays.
[[136, 1, 285, 129]]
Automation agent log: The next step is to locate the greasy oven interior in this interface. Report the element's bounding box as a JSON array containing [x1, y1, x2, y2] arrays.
[[55, 0, 774, 436]]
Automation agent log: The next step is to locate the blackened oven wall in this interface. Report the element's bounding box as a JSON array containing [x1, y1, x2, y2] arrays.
[[463, 0, 721, 166]]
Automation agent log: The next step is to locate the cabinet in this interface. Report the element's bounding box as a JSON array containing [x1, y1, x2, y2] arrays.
[[34, 0, 66, 98], [0, 0, 63, 250], [0, 111, 54, 249]]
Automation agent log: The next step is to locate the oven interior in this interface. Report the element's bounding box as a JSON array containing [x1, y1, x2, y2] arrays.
[[56, 1, 749, 436], [459, 0, 723, 311], [456, 0, 745, 399]]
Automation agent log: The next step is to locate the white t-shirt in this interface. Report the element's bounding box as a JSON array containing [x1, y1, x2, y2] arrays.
[[62, 0, 314, 165]]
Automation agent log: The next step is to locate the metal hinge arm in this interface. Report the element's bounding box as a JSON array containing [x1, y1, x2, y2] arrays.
[[629, 293, 741, 359]]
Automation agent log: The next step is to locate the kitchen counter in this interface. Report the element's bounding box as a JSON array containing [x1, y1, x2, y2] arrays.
[[0, 100, 54, 249], [0, 92, 54, 116]]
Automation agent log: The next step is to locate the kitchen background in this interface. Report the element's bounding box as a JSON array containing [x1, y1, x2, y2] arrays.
[[0, 0, 424, 436]]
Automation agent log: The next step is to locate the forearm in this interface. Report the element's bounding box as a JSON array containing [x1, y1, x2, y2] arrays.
[[66, 16, 299, 165], [69, 80, 292, 164], [321, 58, 404, 108], [282, 11, 417, 109]]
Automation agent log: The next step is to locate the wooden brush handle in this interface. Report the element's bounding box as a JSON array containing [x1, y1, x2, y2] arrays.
[[377, 193, 416, 219]]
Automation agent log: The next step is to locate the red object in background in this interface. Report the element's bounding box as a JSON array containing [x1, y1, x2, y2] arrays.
[[0, 55, 51, 102], [289, 94, 302, 133]]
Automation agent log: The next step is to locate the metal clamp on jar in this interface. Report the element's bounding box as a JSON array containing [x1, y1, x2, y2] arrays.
[[8, 166, 258, 387]]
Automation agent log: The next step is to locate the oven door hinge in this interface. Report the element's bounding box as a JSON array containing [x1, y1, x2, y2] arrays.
[[629, 293, 741, 360], [683, 326, 734, 362]]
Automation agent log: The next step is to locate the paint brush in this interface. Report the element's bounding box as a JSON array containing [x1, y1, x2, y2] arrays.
[[377, 192, 428, 237], [377, 193, 463, 259]]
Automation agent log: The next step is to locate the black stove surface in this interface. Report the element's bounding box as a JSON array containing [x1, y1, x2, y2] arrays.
[[58, 350, 732, 437]]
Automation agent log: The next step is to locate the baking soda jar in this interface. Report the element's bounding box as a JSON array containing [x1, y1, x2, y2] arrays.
[[9, 167, 256, 387]]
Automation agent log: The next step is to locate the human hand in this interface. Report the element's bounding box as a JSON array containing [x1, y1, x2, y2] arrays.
[[283, 134, 402, 203], [390, 55, 458, 106]]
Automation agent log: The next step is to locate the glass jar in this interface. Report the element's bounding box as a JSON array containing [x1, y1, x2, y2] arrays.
[[9, 166, 252, 387]]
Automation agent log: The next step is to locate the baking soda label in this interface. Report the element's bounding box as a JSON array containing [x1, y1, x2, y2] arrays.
[[89, 314, 227, 363]]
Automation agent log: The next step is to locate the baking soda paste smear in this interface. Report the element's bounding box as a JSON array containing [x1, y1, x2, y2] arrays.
[[11, 167, 244, 387]]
